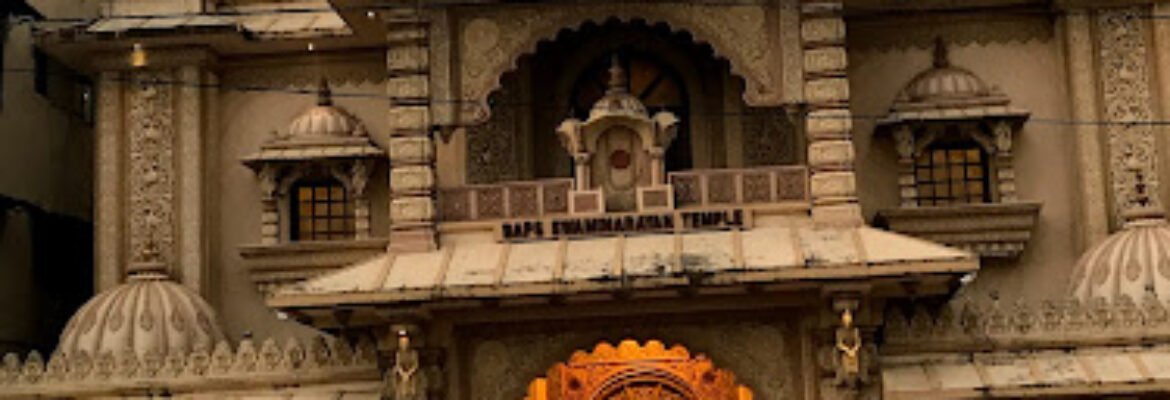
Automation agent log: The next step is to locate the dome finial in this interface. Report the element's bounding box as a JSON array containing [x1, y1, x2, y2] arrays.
[[933, 37, 951, 69], [606, 55, 628, 95], [316, 77, 333, 107]]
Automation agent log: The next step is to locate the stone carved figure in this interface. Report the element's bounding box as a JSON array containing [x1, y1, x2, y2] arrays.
[[383, 334, 425, 400]]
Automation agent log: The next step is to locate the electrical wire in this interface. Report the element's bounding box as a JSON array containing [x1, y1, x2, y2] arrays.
[[6, 66, 1170, 129]]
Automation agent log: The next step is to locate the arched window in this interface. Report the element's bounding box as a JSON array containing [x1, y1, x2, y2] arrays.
[[290, 179, 354, 241], [571, 51, 692, 171], [913, 140, 990, 206]]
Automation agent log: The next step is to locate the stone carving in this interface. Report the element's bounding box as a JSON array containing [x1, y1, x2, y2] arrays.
[[383, 334, 426, 400], [1098, 7, 1162, 222], [466, 79, 521, 184], [220, 59, 387, 90], [741, 107, 797, 166], [457, 3, 788, 123], [127, 71, 177, 265], [0, 335, 376, 396], [848, 13, 1053, 52], [885, 294, 1170, 352]]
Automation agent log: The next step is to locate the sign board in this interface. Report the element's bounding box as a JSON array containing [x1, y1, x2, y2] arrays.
[[499, 209, 747, 241]]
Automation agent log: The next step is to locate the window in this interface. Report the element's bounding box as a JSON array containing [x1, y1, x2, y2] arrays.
[[290, 180, 354, 241], [914, 142, 990, 206]]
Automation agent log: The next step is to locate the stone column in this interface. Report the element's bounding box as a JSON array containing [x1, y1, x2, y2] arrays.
[[800, 1, 862, 228], [1062, 8, 1110, 250], [992, 121, 1019, 203], [91, 48, 217, 296], [94, 69, 125, 292], [892, 125, 917, 207], [258, 165, 280, 245], [385, 9, 438, 252], [350, 160, 375, 240]]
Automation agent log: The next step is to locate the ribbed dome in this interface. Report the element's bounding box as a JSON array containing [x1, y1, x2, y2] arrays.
[[899, 66, 991, 104], [589, 57, 649, 121], [56, 268, 226, 358], [1069, 217, 1170, 302], [891, 39, 1005, 110], [283, 81, 367, 140]]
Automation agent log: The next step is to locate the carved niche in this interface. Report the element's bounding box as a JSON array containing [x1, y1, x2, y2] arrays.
[[556, 59, 679, 213], [452, 1, 801, 125]]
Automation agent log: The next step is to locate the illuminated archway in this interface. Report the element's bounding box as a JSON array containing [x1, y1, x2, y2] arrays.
[[525, 340, 754, 400]]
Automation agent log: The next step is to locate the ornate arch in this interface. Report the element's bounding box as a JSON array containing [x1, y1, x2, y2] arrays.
[[456, 2, 796, 124], [525, 340, 753, 400]]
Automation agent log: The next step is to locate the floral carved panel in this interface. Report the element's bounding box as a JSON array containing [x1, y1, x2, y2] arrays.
[[1098, 7, 1162, 220], [455, 2, 792, 124], [127, 71, 176, 264]]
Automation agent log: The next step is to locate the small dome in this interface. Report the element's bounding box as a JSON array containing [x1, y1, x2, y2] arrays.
[[899, 66, 991, 104], [588, 57, 649, 121], [892, 39, 1005, 110], [284, 81, 367, 140], [56, 266, 226, 358]]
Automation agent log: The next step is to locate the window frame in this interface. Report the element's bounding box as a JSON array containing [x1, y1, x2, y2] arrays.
[[288, 178, 355, 242], [912, 139, 993, 206]]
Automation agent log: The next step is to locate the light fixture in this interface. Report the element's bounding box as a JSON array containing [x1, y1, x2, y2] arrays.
[[366, 10, 376, 19], [307, 42, 315, 52], [130, 43, 148, 68]]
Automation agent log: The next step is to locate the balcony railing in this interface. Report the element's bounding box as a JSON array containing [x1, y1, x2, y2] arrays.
[[438, 178, 574, 222], [437, 166, 808, 223], [669, 165, 808, 208]]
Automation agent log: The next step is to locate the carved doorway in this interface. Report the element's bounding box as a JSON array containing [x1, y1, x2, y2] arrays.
[[525, 340, 753, 400]]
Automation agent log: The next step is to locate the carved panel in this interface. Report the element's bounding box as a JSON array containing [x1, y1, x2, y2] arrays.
[[1098, 7, 1162, 220], [456, 2, 791, 123], [128, 71, 176, 264], [742, 107, 797, 166], [467, 80, 521, 184]]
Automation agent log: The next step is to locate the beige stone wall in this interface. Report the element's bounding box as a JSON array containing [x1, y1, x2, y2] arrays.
[[849, 24, 1079, 301], [215, 81, 390, 337]]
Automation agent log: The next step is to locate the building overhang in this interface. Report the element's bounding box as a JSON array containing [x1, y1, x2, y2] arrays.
[[267, 222, 978, 326]]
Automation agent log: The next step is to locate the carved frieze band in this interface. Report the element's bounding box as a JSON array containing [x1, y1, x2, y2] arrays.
[[1098, 7, 1162, 219], [127, 70, 177, 265]]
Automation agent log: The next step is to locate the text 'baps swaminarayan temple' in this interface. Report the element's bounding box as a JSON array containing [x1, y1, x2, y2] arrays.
[[9, 0, 1170, 399]]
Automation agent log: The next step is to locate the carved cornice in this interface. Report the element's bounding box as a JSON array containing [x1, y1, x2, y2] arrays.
[[846, 10, 1053, 52]]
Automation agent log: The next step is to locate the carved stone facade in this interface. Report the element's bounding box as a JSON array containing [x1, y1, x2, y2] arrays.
[[23, 1, 1170, 400]]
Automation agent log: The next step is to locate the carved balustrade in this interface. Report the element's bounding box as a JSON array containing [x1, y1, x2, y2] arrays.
[[669, 165, 808, 209], [437, 179, 574, 222]]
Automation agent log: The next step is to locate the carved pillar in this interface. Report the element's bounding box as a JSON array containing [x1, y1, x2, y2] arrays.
[[1096, 7, 1161, 224], [95, 70, 124, 292], [892, 125, 916, 207], [351, 160, 375, 240], [385, 9, 438, 252], [258, 165, 280, 245], [1062, 9, 1110, 249], [93, 48, 217, 295], [992, 121, 1018, 203], [800, 1, 862, 227]]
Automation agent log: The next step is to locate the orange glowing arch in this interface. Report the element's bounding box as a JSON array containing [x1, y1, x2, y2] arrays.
[[525, 340, 754, 400]]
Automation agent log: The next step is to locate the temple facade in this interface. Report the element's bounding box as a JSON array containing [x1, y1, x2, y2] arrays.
[[6, 0, 1170, 399]]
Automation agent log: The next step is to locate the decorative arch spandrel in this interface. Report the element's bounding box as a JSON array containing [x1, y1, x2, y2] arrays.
[[455, 3, 794, 124], [526, 340, 753, 400]]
